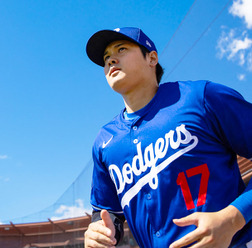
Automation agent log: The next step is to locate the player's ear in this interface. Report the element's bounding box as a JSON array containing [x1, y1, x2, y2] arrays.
[[148, 51, 158, 68]]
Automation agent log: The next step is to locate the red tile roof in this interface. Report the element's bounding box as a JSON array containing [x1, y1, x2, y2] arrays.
[[238, 155, 252, 185]]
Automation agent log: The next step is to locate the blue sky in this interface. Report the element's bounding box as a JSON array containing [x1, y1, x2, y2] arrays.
[[0, 0, 251, 223]]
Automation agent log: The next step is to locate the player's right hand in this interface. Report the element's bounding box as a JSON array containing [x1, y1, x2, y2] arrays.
[[84, 210, 117, 248]]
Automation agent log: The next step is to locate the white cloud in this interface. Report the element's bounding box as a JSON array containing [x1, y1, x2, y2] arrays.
[[238, 73, 246, 80], [0, 155, 8, 160], [216, 0, 252, 71], [216, 28, 252, 71], [229, 0, 252, 29], [247, 51, 252, 71], [51, 199, 92, 221], [229, 36, 252, 58]]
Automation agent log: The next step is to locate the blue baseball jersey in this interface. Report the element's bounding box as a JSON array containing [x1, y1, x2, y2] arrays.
[[91, 80, 252, 247]]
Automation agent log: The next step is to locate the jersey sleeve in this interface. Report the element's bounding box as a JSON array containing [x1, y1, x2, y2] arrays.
[[231, 179, 252, 223], [204, 81, 252, 223], [204, 81, 252, 158], [90, 140, 124, 215]]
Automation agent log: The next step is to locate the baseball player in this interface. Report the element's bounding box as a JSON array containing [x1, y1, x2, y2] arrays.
[[84, 27, 252, 248]]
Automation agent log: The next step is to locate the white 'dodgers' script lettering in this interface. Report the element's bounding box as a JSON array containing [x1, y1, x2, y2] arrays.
[[108, 124, 198, 209]]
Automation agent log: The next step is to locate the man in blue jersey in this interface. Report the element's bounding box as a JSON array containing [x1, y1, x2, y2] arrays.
[[84, 27, 252, 248]]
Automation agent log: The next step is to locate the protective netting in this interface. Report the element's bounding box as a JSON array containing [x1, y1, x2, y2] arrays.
[[0, 159, 139, 248], [8, 159, 94, 224]]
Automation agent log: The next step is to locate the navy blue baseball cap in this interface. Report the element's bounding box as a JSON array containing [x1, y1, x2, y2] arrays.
[[86, 27, 157, 66]]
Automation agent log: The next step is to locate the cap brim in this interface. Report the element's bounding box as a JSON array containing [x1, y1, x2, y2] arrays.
[[86, 30, 137, 67]]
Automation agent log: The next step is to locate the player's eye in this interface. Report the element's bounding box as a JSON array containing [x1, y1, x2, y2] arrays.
[[103, 55, 110, 63], [118, 47, 126, 53]]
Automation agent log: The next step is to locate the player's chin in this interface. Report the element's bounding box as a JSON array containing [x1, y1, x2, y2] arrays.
[[108, 77, 126, 91], [111, 82, 129, 95]]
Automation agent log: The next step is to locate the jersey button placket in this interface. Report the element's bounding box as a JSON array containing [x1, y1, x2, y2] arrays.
[[131, 124, 138, 144], [146, 193, 151, 200]]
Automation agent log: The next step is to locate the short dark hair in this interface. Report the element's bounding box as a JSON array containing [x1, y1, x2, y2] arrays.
[[139, 45, 164, 84]]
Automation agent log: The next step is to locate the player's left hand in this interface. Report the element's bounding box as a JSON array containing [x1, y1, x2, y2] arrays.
[[169, 205, 246, 248]]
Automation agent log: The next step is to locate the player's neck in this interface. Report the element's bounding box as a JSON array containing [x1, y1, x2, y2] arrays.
[[123, 81, 159, 113]]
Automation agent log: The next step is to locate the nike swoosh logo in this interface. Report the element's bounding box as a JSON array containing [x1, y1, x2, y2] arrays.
[[102, 136, 113, 149]]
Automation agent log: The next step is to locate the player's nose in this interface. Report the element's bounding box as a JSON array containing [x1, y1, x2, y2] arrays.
[[108, 56, 119, 66]]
